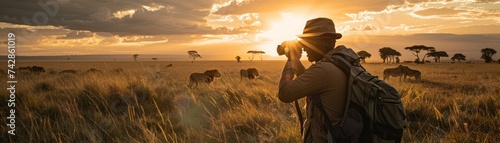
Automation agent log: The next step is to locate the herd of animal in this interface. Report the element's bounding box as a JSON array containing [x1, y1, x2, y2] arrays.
[[15, 65, 261, 89], [17, 66, 103, 75], [18, 66, 46, 75], [16, 64, 422, 89], [383, 65, 422, 83], [187, 68, 260, 88]]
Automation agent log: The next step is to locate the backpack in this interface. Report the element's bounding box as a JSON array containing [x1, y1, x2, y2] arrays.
[[314, 45, 407, 143]]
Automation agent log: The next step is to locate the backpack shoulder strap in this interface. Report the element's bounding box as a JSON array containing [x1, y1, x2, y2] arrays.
[[327, 55, 351, 76], [312, 51, 357, 142], [322, 45, 363, 76]]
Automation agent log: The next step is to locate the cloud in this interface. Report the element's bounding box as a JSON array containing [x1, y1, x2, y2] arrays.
[[1, 0, 498, 57], [0, 27, 68, 46], [436, 24, 500, 34], [214, 0, 406, 15], [406, 33, 500, 43], [118, 35, 169, 46], [413, 8, 467, 17], [474, 0, 500, 3], [335, 1, 500, 36], [58, 31, 93, 39], [0, 0, 220, 35], [410, 6, 499, 21], [121, 36, 166, 43], [98, 35, 120, 45], [347, 24, 378, 31], [2, 0, 497, 38]]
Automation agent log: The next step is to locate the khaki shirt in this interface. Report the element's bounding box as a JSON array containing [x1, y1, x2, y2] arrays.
[[278, 52, 348, 143]]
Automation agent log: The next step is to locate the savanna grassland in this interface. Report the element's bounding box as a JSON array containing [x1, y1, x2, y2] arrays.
[[1, 61, 499, 142]]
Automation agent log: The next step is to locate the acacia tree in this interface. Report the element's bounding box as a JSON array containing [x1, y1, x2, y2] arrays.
[[152, 58, 158, 61], [247, 50, 265, 61], [404, 45, 435, 63], [379, 47, 401, 63], [133, 54, 139, 61], [387, 50, 401, 63], [188, 50, 202, 63], [451, 53, 466, 63], [235, 55, 241, 63], [426, 50, 449, 63], [480, 48, 497, 63], [357, 51, 372, 63], [379, 47, 391, 63]]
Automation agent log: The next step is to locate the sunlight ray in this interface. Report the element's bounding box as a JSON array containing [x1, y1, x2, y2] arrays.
[[299, 39, 326, 56]]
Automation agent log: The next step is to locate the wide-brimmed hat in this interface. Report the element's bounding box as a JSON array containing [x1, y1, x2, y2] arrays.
[[296, 17, 342, 39]]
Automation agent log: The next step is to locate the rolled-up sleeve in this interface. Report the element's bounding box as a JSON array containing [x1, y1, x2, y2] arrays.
[[278, 61, 327, 103]]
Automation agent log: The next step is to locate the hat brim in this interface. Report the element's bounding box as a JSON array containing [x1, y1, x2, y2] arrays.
[[297, 32, 342, 39]]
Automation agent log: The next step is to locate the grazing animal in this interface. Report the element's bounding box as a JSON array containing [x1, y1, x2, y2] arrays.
[[188, 69, 222, 88], [166, 64, 173, 67], [112, 68, 124, 73], [86, 68, 102, 73], [383, 65, 404, 81], [59, 70, 78, 74], [402, 66, 423, 83], [240, 68, 259, 80], [30, 66, 46, 75]]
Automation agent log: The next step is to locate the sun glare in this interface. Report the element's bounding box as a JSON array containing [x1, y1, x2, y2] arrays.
[[256, 13, 307, 56]]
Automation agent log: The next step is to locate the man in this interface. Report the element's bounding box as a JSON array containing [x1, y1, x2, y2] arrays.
[[278, 17, 348, 142]]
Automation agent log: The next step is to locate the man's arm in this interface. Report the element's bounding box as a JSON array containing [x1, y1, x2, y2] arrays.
[[278, 61, 326, 103], [291, 60, 306, 76]]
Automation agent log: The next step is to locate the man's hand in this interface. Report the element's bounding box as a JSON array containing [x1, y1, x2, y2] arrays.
[[282, 40, 303, 61], [280, 40, 305, 76], [290, 60, 306, 76]]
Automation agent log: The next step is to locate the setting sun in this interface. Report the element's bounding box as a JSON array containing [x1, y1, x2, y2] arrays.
[[256, 13, 307, 56]]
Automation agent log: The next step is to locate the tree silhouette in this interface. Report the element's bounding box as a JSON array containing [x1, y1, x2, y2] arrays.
[[235, 55, 241, 63], [404, 45, 435, 63], [379, 48, 390, 63], [426, 50, 448, 63], [188, 50, 202, 63], [133, 54, 139, 61], [480, 48, 497, 63], [388, 51, 401, 63], [379, 47, 401, 63], [152, 58, 158, 61], [247, 50, 265, 61], [451, 53, 466, 63], [356, 51, 371, 63]]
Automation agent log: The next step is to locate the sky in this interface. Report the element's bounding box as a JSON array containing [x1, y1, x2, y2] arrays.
[[0, 0, 499, 62]]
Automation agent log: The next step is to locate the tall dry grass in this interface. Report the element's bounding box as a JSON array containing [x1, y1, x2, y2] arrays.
[[1, 61, 499, 142]]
